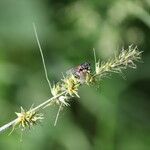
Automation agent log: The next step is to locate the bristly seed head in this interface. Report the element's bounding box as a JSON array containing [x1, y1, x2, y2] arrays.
[[62, 75, 80, 98], [94, 45, 142, 79], [51, 83, 62, 97], [15, 107, 43, 130]]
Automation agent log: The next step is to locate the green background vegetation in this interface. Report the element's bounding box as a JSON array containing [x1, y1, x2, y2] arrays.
[[0, 0, 149, 150]]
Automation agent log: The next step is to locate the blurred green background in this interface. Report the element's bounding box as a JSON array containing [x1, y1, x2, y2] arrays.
[[0, 0, 150, 150]]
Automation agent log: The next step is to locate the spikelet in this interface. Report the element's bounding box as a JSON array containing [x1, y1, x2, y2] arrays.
[[14, 107, 43, 130]]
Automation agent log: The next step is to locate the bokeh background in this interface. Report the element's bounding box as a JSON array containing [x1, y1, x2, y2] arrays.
[[0, 0, 150, 150]]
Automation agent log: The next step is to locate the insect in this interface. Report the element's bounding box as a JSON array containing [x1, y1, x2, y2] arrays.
[[66, 62, 91, 83]]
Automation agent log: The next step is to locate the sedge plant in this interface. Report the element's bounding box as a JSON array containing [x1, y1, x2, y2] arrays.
[[0, 23, 142, 134]]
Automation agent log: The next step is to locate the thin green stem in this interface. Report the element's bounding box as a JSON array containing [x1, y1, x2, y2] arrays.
[[0, 91, 66, 133], [0, 119, 18, 134], [54, 103, 63, 126], [33, 23, 52, 91], [30, 91, 66, 112]]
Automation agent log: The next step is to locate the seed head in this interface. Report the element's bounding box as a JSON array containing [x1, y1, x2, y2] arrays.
[[15, 107, 43, 130], [94, 45, 142, 78], [51, 83, 62, 97], [62, 75, 80, 97]]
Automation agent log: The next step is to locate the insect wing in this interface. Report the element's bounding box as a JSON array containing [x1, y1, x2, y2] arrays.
[[66, 67, 78, 76]]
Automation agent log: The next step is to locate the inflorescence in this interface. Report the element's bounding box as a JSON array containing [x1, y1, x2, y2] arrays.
[[5, 45, 142, 133]]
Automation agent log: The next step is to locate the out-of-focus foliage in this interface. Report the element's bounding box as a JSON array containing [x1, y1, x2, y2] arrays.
[[0, 0, 149, 150]]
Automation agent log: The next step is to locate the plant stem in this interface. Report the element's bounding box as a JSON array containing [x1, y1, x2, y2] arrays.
[[0, 119, 18, 133], [0, 91, 66, 134]]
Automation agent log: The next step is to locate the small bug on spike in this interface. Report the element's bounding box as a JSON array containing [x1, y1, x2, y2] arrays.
[[66, 62, 91, 83]]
